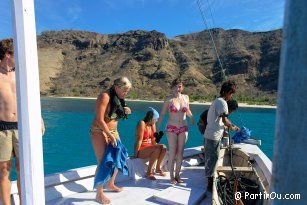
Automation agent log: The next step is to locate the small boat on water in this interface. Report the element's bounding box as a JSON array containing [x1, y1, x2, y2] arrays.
[[10, 144, 271, 205]]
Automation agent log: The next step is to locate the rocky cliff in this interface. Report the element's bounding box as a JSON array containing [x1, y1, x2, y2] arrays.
[[36, 28, 282, 104]]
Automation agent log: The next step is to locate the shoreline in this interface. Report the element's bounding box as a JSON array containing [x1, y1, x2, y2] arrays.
[[45, 96, 277, 109]]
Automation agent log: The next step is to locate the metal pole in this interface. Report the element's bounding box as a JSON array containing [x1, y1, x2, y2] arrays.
[[11, 0, 45, 204], [272, 0, 307, 204]]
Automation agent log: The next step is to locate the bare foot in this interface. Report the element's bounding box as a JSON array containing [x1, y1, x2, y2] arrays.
[[96, 192, 111, 204], [105, 184, 123, 192], [155, 169, 166, 177], [175, 176, 184, 183], [170, 178, 177, 185], [146, 173, 157, 180]]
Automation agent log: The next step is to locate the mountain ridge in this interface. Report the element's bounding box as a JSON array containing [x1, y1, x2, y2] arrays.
[[34, 28, 282, 104]]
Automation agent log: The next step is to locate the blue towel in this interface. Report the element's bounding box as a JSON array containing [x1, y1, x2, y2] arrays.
[[93, 139, 129, 188]]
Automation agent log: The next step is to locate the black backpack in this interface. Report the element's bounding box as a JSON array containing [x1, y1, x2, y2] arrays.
[[198, 109, 208, 134]]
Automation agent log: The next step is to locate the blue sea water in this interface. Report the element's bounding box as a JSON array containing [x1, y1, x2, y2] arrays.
[[11, 97, 276, 180]]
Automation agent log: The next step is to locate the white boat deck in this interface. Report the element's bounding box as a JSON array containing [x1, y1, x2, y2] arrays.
[[10, 144, 271, 205], [48, 166, 207, 205]]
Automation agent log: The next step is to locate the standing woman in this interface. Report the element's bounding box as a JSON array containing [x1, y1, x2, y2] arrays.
[[157, 78, 194, 184], [90, 77, 132, 204]]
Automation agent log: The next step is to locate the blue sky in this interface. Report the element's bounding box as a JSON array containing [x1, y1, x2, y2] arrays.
[[0, 0, 285, 40]]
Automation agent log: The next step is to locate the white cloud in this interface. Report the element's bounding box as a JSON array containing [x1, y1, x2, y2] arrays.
[[33, 0, 84, 32], [100, 0, 181, 9], [67, 6, 82, 21]]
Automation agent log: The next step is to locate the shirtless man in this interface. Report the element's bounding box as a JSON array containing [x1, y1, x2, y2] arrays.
[[0, 38, 45, 205]]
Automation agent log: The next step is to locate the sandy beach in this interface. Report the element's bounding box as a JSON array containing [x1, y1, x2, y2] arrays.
[[128, 99, 277, 109], [48, 96, 277, 109]]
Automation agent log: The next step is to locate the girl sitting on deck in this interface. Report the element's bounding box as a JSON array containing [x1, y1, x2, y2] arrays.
[[134, 107, 167, 180], [90, 77, 132, 204]]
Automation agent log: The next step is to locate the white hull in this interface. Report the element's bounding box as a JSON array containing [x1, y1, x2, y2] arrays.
[[10, 145, 271, 205]]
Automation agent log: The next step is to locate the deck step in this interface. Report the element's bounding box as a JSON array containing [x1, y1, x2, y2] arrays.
[[217, 166, 253, 172], [153, 186, 206, 205]]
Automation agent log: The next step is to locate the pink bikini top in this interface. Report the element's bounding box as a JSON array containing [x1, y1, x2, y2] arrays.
[[169, 95, 188, 113]]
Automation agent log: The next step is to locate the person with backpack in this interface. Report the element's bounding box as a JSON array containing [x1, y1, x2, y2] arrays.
[[204, 81, 240, 192], [198, 100, 238, 135]]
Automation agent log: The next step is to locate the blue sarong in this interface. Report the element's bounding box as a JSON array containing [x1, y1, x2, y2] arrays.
[[93, 139, 129, 188]]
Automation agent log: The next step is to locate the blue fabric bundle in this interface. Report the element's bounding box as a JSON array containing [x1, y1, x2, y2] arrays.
[[232, 126, 252, 143], [93, 138, 129, 188]]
